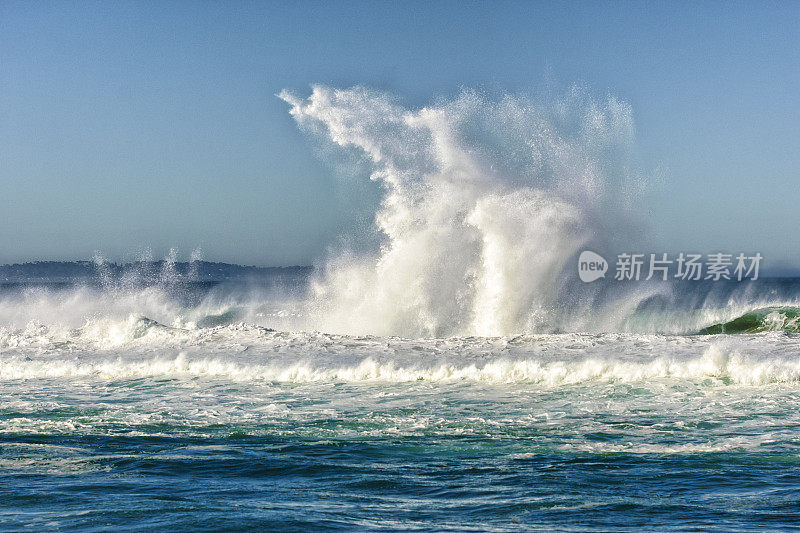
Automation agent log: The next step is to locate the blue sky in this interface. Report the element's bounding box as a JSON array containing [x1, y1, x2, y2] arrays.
[[1, 1, 798, 267]]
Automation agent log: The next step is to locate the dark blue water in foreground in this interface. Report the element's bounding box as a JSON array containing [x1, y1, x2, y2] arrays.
[[4, 432, 800, 531]]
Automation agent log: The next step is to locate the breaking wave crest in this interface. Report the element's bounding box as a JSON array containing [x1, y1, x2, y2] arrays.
[[3, 342, 800, 386], [699, 306, 800, 334], [2, 280, 800, 352]]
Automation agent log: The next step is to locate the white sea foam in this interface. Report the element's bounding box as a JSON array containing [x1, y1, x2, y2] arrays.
[[2, 333, 799, 386]]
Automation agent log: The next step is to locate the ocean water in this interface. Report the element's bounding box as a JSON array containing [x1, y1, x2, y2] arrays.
[[4, 86, 800, 530], [3, 272, 800, 531]]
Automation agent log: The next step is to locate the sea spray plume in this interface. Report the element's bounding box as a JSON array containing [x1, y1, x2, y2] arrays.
[[158, 248, 180, 286], [280, 86, 645, 336], [189, 247, 203, 281], [0, 250, 205, 339], [93, 249, 187, 293], [92, 251, 114, 289]]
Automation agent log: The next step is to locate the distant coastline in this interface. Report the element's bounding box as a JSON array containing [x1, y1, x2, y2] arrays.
[[0, 261, 313, 283], [2, 260, 798, 283]]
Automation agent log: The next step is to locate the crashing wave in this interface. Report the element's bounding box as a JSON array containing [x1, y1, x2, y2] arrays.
[[280, 85, 645, 337]]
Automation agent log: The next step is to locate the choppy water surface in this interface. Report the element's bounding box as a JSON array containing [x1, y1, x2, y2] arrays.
[[3, 276, 800, 530]]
